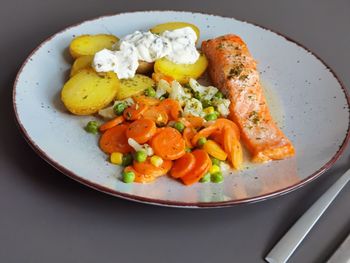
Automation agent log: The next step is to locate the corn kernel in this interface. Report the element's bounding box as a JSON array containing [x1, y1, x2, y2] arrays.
[[203, 106, 215, 114], [209, 164, 221, 174], [110, 152, 123, 165], [150, 155, 163, 167]]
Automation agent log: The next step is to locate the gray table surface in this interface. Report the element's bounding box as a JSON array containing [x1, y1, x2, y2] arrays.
[[1, 0, 349, 262]]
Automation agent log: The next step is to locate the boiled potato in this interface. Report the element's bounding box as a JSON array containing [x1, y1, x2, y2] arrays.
[[61, 69, 119, 115], [70, 55, 93, 77], [117, 74, 155, 100], [154, 53, 208, 84], [136, 61, 154, 74], [150, 22, 200, 41], [69, 34, 119, 59]]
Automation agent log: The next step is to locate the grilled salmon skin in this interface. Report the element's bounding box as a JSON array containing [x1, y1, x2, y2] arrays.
[[202, 35, 295, 162]]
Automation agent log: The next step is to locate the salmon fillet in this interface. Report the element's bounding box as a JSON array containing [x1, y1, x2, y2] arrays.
[[202, 35, 295, 162]]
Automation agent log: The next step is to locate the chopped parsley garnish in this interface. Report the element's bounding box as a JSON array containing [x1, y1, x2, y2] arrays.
[[227, 63, 244, 79], [249, 111, 260, 124], [239, 74, 248, 81]]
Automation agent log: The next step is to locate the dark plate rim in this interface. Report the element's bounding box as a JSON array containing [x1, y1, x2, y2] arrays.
[[12, 10, 350, 208]]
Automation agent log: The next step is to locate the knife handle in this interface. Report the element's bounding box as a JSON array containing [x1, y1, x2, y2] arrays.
[[265, 169, 350, 263]]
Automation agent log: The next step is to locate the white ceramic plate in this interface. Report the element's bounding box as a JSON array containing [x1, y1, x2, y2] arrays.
[[13, 11, 350, 208]]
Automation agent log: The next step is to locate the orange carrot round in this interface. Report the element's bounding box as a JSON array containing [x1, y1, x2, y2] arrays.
[[99, 124, 132, 154], [183, 127, 197, 148], [142, 106, 169, 126], [126, 118, 157, 144], [170, 152, 196, 178], [214, 118, 240, 139], [191, 125, 219, 146], [152, 72, 174, 84], [150, 127, 186, 160], [181, 149, 211, 185], [99, 116, 125, 132], [184, 115, 204, 129], [124, 166, 156, 183], [158, 99, 182, 120], [210, 130, 224, 146], [223, 126, 234, 155], [123, 103, 148, 121], [133, 158, 172, 177], [223, 126, 243, 169], [133, 95, 160, 106]]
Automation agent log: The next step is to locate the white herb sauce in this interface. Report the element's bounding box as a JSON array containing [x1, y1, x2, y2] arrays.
[[92, 27, 199, 79]]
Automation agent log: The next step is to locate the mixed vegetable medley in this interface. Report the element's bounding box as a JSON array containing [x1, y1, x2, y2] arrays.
[[61, 22, 243, 185]]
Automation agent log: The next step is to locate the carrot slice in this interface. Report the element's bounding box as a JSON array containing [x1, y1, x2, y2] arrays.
[[99, 124, 132, 154], [184, 115, 204, 129], [150, 127, 186, 160], [170, 152, 196, 178], [231, 139, 243, 170], [223, 126, 243, 169], [124, 166, 156, 183], [203, 140, 227, 161], [152, 72, 174, 84], [191, 125, 219, 146], [142, 106, 169, 126], [178, 117, 192, 128], [190, 118, 240, 146], [126, 118, 157, 144], [223, 126, 234, 156], [133, 95, 160, 106], [99, 116, 124, 132], [133, 158, 172, 177], [158, 99, 182, 120], [214, 118, 240, 140], [123, 103, 148, 121], [210, 130, 224, 146], [181, 149, 211, 185], [183, 127, 197, 148]]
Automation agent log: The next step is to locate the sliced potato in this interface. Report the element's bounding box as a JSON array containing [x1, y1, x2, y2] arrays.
[[69, 34, 119, 59], [117, 74, 155, 100], [136, 61, 154, 74], [70, 55, 93, 77], [61, 69, 119, 115], [154, 53, 208, 84], [150, 22, 200, 41]]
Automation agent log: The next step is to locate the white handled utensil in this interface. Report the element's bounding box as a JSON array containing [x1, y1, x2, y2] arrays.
[[265, 168, 350, 263]]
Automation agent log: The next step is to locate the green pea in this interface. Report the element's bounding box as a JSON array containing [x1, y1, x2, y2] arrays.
[[85, 121, 99, 134], [215, 91, 224, 99], [204, 112, 218, 121], [174, 122, 185, 133], [113, 102, 127, 116], [211, 172, 224, 183], [194, 91, 202, 100], [123, 171, 135, 183], [135, 150, 147, 163], [144, 87, 156, 97], [183, 83, 191, 89], [211, 157, 221, 166], [200, 172, 211, 183], [122, 153, 133, 166], [201, 99, 212, 108], [197, 137, 207, 147]]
